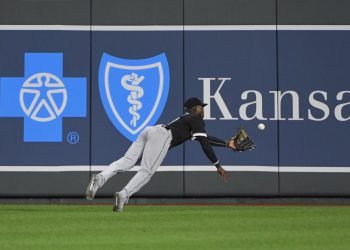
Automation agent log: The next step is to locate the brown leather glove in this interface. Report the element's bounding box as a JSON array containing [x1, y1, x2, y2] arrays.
[[230, 128, 256, 152]]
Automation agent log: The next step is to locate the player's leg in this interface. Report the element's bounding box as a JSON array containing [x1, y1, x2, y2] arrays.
[[99, 127, 149, 184], [113, 126, 172, 212], [86, 127, 149, 200]]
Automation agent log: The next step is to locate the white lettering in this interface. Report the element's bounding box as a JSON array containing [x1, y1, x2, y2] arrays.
[[308, 91, 329, 121], [239, 90, 267, 120], [269, 90, 304, 121], [200, 77, 237, 120], [335, 91, 350, 121], [198, 77, 349, 122]]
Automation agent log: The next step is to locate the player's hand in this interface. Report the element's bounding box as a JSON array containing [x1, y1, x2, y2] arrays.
[[227, 139, 236, 150], [217, 166, 229, 182]]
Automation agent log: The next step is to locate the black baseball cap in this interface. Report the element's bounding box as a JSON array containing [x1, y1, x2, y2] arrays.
[[184, 97, 207, 110]]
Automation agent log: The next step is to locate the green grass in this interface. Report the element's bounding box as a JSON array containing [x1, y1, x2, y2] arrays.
[[0, 205, 350, 250]]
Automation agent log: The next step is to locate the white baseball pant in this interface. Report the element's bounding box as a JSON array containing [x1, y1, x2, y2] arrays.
[[98, 125, 172, 198]]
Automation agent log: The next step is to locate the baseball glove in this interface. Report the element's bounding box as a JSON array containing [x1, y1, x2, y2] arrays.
[[231, 128, 255, 152]]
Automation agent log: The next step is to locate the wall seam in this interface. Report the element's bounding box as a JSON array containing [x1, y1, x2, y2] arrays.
[[275, 0, 281, 195], [182, 0, 186, 198], [88, 0, 93, 180]]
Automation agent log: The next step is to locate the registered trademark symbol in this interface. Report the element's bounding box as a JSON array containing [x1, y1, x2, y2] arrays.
[[67, 131, 80, 144]]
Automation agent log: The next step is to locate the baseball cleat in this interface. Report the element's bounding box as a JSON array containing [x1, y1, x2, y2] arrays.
[[85, 174, 102, 200], [112, 191, 128, 213]]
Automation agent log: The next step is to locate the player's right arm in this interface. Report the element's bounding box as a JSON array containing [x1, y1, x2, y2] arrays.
[[188, 114, 229, 181], [195, 137, 229, 181], [195, 136, 220, 167], [188, 115, 219, 164]]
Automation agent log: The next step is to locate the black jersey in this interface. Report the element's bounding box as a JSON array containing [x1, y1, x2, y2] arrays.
[[165, 112, 226, 166], [166, 112, 207, 148]]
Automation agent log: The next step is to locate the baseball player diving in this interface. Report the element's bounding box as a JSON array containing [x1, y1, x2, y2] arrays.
[[86, 97, 255, 212]]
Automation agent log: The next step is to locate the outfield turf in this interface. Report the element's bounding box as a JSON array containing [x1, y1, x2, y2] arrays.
[[0, 205, 350, 250]]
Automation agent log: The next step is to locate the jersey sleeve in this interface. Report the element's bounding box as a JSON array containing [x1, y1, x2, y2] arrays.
[[187, 114, 221, 167], [188, 115, 207, 139], [207, 135, 227, 147], [196, 136, 220, 166]]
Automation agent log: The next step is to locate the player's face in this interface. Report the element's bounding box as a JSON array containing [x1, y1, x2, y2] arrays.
[[193, 105, 204, 118]]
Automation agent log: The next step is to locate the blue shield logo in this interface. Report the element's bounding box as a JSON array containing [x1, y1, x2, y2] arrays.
[[99, 53, 170, 141]]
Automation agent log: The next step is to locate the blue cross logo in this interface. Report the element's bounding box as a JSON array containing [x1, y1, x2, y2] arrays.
[[0, 53, 87, 142]]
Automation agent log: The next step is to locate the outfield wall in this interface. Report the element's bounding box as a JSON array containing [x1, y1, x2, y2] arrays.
[[0, 0, 350, 197]]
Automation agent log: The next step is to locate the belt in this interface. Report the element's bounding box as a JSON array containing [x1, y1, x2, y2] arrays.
[[161, 124, 171, 130]]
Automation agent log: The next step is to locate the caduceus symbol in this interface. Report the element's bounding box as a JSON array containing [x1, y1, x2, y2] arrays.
[[121, 73, 145, 127]]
